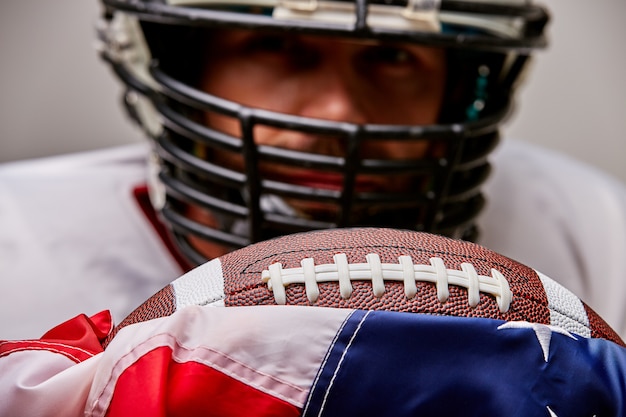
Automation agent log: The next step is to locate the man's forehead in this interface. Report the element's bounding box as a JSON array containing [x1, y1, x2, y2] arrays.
[[210, 26, 435, 49]]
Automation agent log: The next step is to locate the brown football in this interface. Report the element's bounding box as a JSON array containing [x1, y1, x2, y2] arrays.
[[108, 228, 624, 346]]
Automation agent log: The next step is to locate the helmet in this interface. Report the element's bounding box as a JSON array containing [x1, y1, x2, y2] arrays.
[[96, 0, 549, 265]]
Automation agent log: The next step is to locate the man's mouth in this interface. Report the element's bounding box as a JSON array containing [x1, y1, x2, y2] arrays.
[[262, 167, 383, 193]]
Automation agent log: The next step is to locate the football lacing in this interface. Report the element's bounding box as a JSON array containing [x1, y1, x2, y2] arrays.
[[261, 254, 512, 313]]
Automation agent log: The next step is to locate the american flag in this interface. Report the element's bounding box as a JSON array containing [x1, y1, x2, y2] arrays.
[[2, 305, 624, 416]]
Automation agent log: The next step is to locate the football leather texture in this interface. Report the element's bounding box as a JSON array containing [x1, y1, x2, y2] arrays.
[[107, 228, 624, 346]]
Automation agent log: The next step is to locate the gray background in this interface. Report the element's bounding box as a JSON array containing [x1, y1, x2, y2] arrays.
[[1, 0, 625, 184]]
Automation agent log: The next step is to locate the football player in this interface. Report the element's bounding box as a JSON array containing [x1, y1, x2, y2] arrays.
[[2, 1, 626, 414]]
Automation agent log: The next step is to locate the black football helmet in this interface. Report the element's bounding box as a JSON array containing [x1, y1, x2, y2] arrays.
[[96, 0, 549, 265]]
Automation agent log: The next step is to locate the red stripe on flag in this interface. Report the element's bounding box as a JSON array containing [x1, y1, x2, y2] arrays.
[[107, 346, 302, 417], [0, 311, 111, 362]]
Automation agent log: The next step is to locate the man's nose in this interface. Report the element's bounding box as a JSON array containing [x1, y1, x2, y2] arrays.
[[296, 60, 368, 125]]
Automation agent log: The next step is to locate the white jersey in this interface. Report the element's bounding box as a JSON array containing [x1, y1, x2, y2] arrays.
[[0, 145, 183, 339], [1, 140, 625, 339], [479, 140, 626, 338]]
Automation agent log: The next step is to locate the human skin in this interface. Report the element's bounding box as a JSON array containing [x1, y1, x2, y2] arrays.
[[189, 29, 447, 258], [201, 29, 447, 153]]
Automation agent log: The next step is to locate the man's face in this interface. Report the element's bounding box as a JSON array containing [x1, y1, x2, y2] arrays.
[[189, 28, 448, 258], [201, 28, 447, 146]]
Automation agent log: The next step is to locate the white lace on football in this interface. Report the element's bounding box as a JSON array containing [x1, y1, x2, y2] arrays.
[[261, 254, 513, 312]]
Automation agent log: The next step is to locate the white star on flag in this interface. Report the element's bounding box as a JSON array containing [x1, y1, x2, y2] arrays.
[[497, 321, 578, 362]]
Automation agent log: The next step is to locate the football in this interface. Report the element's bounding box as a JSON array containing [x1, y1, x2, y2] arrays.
[[108, 227, 624, 346]]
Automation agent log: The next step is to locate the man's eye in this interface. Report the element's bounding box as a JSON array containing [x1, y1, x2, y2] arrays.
[[243, 35, 317, 68], [364, 46, 415, 66]]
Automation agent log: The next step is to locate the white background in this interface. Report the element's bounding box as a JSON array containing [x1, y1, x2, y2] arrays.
[[1, 0, 625, 184]]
